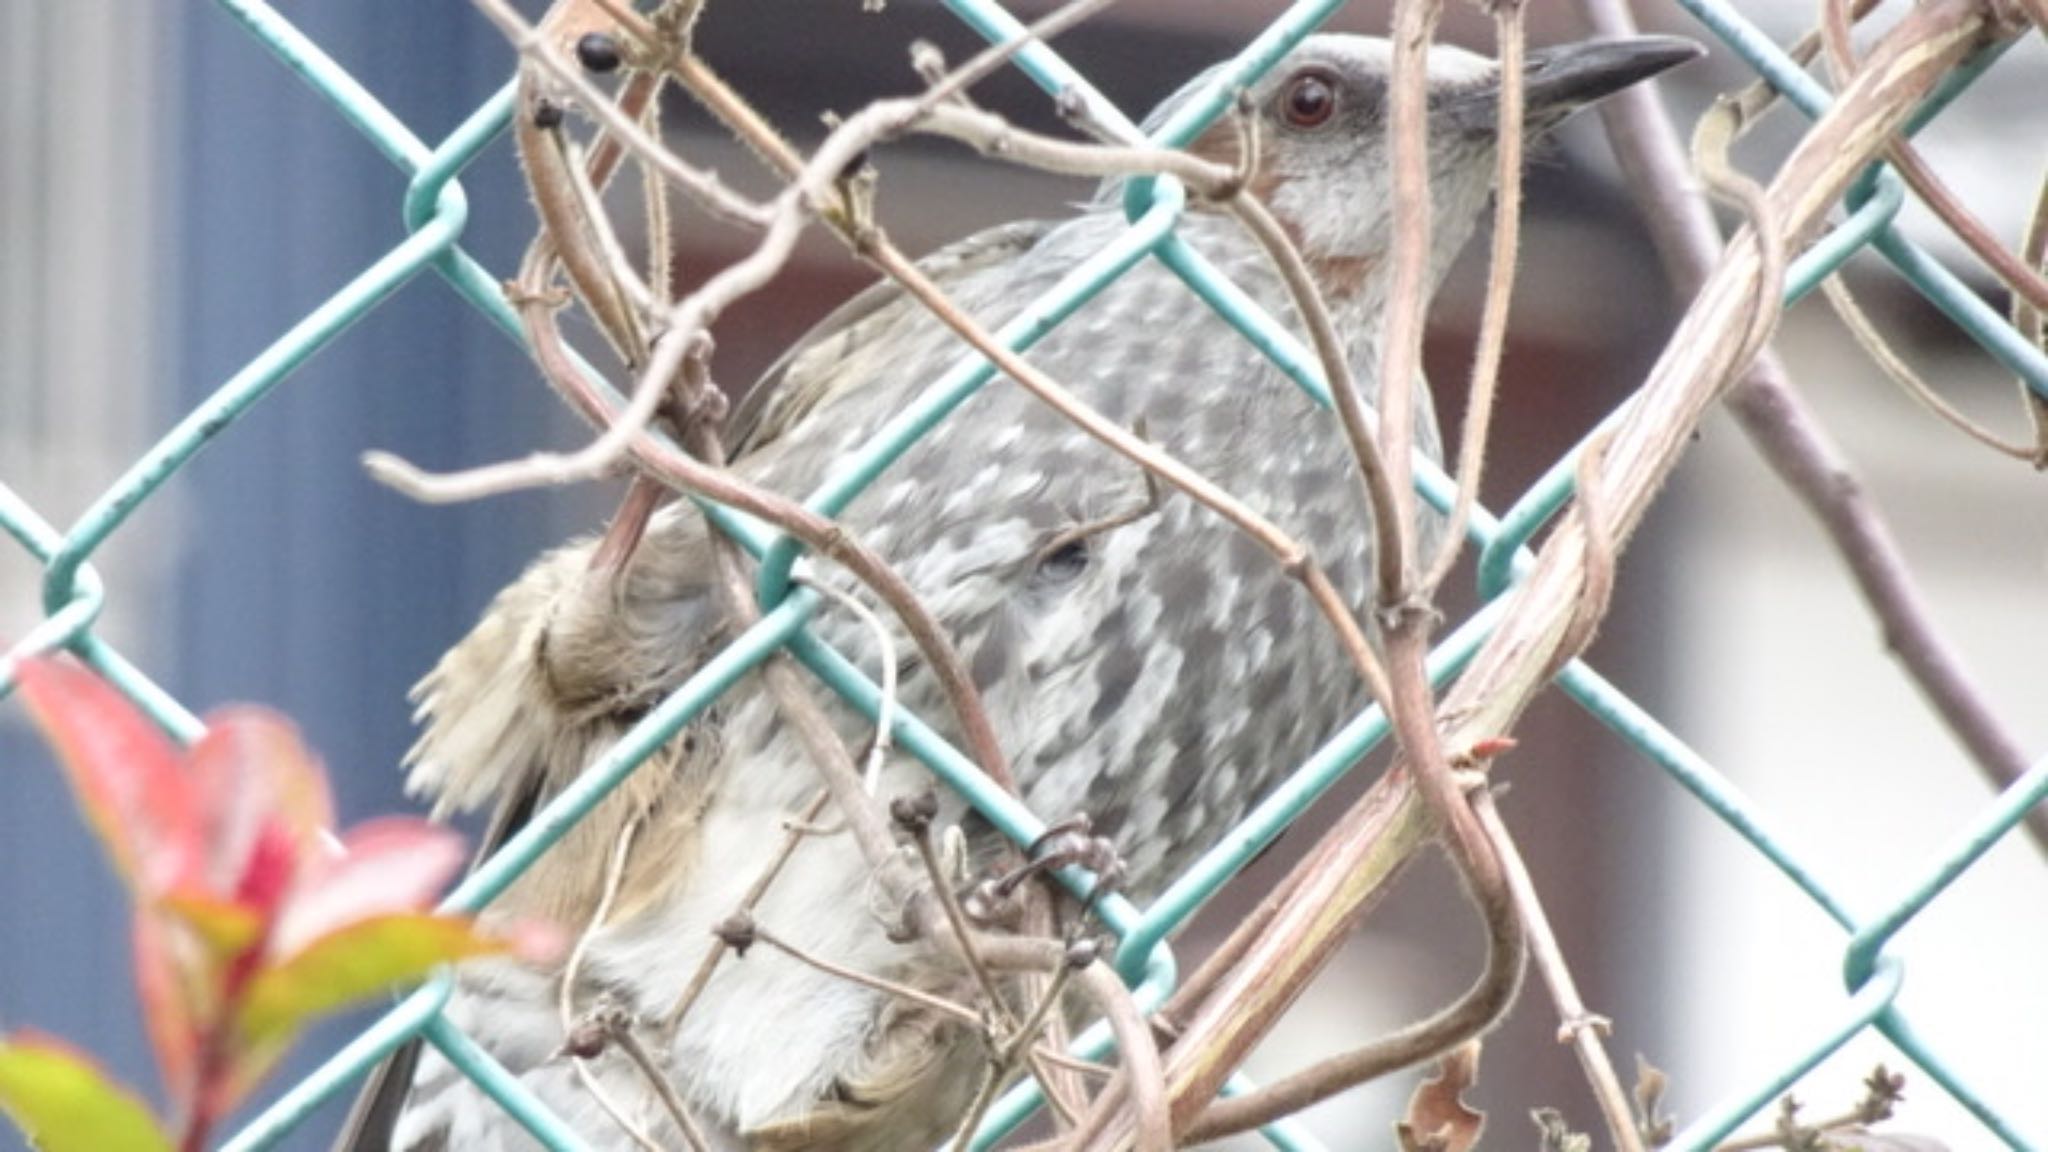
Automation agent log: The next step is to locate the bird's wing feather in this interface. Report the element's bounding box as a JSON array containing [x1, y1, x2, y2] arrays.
[[336, 219, 1054, 1152], [727, 219, 1053, 454], [336, 529, 721, 1152]]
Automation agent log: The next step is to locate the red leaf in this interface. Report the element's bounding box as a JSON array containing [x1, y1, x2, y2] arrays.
[[132, 912, 204, 1099], [15, 658, 201, 896], [232, 822, 301, 932], [270, 818, 466, 958], [237, 913, 505, 1042], [0, 1031, 173, 1152], [187, 708, 333, 892]]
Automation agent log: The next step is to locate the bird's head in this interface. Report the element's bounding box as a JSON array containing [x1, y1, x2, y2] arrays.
[[1146, 33, 1701, 300]]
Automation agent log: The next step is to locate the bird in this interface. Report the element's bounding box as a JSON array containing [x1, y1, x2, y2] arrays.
[[339, 31, 1699, 1152]]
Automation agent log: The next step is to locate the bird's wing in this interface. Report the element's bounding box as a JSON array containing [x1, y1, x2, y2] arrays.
[[329, 1039, 420, 1152], [728, 218, 1054, 455], [335, 526, 722, 1152], [335, 217, 1057, 1152]]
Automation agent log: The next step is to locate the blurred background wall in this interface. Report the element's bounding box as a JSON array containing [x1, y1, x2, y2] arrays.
[[2, 2, 2042, 1148]]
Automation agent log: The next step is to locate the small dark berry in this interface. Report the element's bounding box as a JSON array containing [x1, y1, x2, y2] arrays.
[[713, 913, 757, 956], [576, 32, 622, 74]]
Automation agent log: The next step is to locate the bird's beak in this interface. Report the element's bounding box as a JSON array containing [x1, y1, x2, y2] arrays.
[[1443, 35, 1704, 134]]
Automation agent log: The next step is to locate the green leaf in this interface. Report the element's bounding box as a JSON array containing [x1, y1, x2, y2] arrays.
[[160, 889, 265, 960], [0, 1033, 173, 1152], [237, 914, 504, 1041]]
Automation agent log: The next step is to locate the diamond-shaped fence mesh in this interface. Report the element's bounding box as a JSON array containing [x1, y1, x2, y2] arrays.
[[2, 1, 2045, 1150]]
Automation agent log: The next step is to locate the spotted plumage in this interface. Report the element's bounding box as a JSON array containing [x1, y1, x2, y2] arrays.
[[338, 32, 1698, 1152]]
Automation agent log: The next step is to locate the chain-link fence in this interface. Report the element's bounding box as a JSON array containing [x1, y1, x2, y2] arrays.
[[3, 0, 2045, 1149]]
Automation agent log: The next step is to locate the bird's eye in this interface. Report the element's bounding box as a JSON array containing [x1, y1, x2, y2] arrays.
[[1035, 537, 1091, 583], [1281, 70, 1339, 129]]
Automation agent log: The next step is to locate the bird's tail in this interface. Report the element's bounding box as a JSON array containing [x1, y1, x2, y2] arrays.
[[401, 538, 593, 819]]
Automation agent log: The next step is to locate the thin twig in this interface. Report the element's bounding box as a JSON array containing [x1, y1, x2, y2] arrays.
[[516, 72, 643, 362], [1813, 0, 2041, 460], [488, 283, 1017, 799], [904, 95, 1408, 702], [948, 950, 1083, 1151], [647, 0, 1404, 734], [1819, 274, 2036, 457], [745, 918, 985, 1027], [795, 570, 899, 794], [1423, 1, 1526, 594], [1178, 735, 1524, 1145], [1352, 19, 1528, 1152], [655, 790, 830, 1041], [640, 94, 672, 309], [861, 238, 1397, 717], [1372, 0, 1446, 612], [1689, 96, 1786, 366], [903, 802, 1014, 1030], [1553, 431, 1617, 672], [1060, 964, 1172, 1152], [716, 534, 902, 880], [474, 0, 768, 227], [1578, 0, 2048, 857], [1220, 184, 1408, 633], [604, 1010, 714, 1152], [2016, 172, 2048, 461], [1472, 789, 1643, 1152], [1110, 4, 2006, 1145], [1713, 1066, 1905, 1152], [1028, 1047, 1116, 1081], [560, 817, 666, 1152], [1814, 0, 2048, 319], [915, 102, 1232, 183]]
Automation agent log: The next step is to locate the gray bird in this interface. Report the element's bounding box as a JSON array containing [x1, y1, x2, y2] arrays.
[[340, 32, 1696, 1152]]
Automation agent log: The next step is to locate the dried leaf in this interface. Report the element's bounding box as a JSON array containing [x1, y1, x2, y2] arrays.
[[270, 817, 466, 957], [236, 913, 505, 1042], [1635, 1053, 1674, 1145], [15, 659, 200, 895], [1532, 1108, 1592, 1152], [0, 1032, 173, 1152], [1398, 1040, 1484, 1152]]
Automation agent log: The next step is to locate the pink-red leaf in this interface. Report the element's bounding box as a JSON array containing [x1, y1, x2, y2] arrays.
[[271, 818, 466, 958], [15, 658, 200, 896], [237, 913, 505, 1042], [0, 1031, 173, 1152], [132, 912, 204, 1099], [187, 708, 333, 892]]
